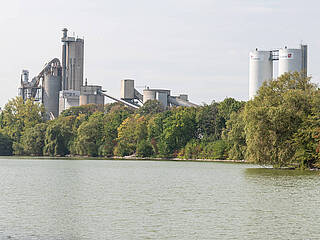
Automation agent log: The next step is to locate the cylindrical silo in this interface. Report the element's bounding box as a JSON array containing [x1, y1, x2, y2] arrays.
[[143, 89, 156, 103], [43, 74, 61, 119], [278, 47, 303, 77], [249, 50, 273, 99]]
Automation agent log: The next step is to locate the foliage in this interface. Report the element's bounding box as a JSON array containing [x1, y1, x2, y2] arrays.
[[20, 123, 47, 156], [159, 107, 197, 156], [43, 116, 76, 156], [222, 111, 246, 160], [244, 72, 316, 167], [73, 112, 105, 156], [1, 97, 45, 144], [195, 103, 220, 140], [114, 114, 148, 156], [137, 100, 164, 116], [99, 107, 131, 156], [0, 131, 13, 156], [60, 104, 103, 117], [136, 139, 154, 157]]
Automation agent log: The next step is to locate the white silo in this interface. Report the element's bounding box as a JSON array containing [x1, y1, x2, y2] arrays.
[[249, 50, 273, 99], [278, 45, 307, 77]]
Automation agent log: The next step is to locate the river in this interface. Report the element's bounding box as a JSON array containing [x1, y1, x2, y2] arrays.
[[0, 158, 319, 239]]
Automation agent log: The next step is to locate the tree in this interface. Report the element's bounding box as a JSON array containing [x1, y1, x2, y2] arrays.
[[244, 72, 316, 167], [0, 131, 13, 156], [1, 97, 45, 146], [114, 114, 148, 156], [136, 139, 154, 157], [196, 103, 220, 140], [74, 112, 105, 156], [99, 107, 132, 156], [159, 107, 197, 156], [222, 111, 246, 160], [20, 123, 47, 156], [137, 100, 164, 116], [43, 116, 76, 156], [60, 104, 104, 117]]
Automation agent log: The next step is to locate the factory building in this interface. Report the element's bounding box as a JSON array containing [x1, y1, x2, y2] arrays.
[[61, 28, 84, 91], [19, 58, 62, 119], [119, 79, 198, 108], [80, 83, 104, 106], [59, 28, 88, 113], [249, 44, 308, 99], [58, 90, 80, 115], [18, 28, 197, 118]]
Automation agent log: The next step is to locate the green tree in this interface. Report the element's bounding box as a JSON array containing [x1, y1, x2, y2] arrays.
[[137, 100, 164, 116], [136, 139, 154, 157], [43, 116, 76, 156], [60, 104, 104, 117], [244, 72, 316, 167], [74, 112, 105, 156], [196, 103, 220, 140], [1, 97, 45, 147], [0, 131, 13, 156], [99, 107, 132, 156], [159, 107, 197, 156], [20, 123, 47, 156], [114, 114, 148, 156], [222, 111, 246, 160]]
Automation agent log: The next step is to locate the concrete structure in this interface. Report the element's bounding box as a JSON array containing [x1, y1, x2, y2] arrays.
[[59, 90, 80, 114], [43, 60, 62, 118], [143, 88, 170, 108], [121, 79, 135, 100], [18, 58, 62, 119], [249, 50, 273, 99], [18, 69, 42, 102], [249, 44, 308, 99], [80, 85, 104, 105], [278, 45, 307, 77], [61, 28, 84, 91]]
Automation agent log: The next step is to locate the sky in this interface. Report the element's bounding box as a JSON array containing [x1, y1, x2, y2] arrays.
[[0, 0, 319, 108]]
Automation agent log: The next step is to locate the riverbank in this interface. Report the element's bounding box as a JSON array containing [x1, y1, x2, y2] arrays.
[[0, 155, 247, 163]]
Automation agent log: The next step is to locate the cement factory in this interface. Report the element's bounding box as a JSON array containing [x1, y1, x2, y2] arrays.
[[249, 44, 308, 99], [18, 28, 310, 116], [18, 28, 198, 119]]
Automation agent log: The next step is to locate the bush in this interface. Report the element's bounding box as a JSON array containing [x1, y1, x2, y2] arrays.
[[0, 132, 13, 156], [136, 140, 154, 157]]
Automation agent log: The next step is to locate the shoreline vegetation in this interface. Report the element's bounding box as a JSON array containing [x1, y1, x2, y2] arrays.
[[1, 72, 320, 170], [0, 155, 246, 163]]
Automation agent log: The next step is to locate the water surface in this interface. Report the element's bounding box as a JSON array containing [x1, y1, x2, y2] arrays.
[[0, 158, 319, 239]]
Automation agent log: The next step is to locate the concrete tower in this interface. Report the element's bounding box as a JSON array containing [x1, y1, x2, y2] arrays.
[[61, 28, 84, 91]]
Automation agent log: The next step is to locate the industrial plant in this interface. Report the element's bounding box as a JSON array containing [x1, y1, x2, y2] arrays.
[[18, 28, 197, 119], [249, 44, 308, 99]]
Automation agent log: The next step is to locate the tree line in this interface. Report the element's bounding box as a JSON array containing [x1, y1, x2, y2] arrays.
[[1, 72, 320, 168]]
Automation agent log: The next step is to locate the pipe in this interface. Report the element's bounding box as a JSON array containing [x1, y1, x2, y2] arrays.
[[98, 91, 140, 109]]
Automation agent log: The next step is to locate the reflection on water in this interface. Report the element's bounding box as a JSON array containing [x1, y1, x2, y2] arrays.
[[246, 167, 320, 177], [0, 159, 319, 240]]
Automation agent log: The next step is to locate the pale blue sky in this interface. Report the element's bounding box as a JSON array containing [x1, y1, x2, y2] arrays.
[[0, 0, 319, 107]]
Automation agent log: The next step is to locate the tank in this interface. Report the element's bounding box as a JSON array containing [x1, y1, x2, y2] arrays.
[[278, 47, 303, 77], [249, 50, 273, 99], [143, 89, 156, 103], [43, 74, 61, 118]]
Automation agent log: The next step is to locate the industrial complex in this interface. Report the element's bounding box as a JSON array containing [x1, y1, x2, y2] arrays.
[[17, 28, 310, 116], [249, 44, 308, 99], [18, 29, 198, 119]]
